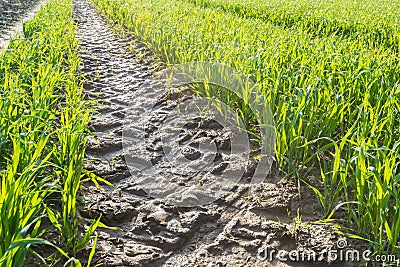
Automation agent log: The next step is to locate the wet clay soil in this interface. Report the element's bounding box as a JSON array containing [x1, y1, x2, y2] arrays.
[[74, 0, 367, 266]]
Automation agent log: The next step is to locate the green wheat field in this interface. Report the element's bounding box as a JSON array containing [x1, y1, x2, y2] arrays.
[[0, 0, 399, 265]]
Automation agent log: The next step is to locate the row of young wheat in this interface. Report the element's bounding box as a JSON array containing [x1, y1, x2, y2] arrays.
[[0, 0, 104, 266], [189, 0, 400, 52]]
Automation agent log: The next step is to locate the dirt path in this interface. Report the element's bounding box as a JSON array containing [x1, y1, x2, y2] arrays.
[[73, 0, 357, 266], [0, 0, 48, 50]]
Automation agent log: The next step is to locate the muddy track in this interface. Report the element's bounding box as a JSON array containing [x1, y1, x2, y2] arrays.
[[0, 0, 48, 49], [74, 0, 362, 266]]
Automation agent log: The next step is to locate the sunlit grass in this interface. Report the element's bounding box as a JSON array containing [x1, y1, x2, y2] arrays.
[[0, 0, 101, 265], [189, 0, 400, 52]]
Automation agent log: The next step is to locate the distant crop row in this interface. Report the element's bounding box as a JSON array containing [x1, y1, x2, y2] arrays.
[[0, 0, 102, 266], [189, 0, 400, 52], [92, 0, 400, 256]]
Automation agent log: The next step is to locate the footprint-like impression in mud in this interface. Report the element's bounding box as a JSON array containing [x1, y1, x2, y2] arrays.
[[123, 62, 275, 207]]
